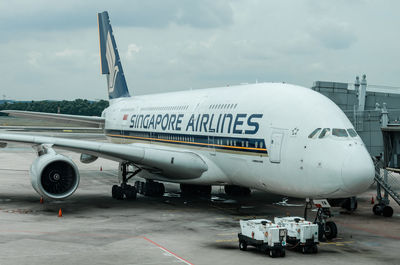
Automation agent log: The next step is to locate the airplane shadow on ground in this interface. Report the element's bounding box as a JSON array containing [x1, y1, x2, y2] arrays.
[[0, 191, 304, 217]]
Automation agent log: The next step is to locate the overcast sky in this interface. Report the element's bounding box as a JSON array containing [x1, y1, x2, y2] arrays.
[[1, 0, 399, 100]]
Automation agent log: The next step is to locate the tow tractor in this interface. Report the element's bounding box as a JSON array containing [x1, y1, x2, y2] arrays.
[[238, 219, 287, 258], [274, 216, 319, 253]]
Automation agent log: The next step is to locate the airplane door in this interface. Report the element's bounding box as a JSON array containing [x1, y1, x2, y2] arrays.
[[269, 132, 284, 163], [121, 112, 130, 144]]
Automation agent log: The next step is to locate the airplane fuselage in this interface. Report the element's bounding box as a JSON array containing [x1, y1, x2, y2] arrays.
[[103, 83, 375, 199]]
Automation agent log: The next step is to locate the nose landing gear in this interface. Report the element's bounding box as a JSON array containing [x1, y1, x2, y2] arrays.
[[304, 199, 338, 241]]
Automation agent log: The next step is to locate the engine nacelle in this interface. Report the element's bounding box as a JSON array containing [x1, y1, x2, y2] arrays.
[[30, 153, 80, 200]]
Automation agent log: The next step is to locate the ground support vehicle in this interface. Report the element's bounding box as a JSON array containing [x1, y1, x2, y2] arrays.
[[274, 216, 318, 253], [238, 219, 287, 258]]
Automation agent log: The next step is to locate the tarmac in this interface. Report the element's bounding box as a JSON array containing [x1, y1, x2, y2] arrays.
[[0, 129, 399, 265]]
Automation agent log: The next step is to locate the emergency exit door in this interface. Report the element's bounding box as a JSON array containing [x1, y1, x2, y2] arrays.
[[269, 132, 284, 163]]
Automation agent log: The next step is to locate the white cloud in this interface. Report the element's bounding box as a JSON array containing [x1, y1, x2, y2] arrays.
[[126, 43, 141, 60], [27, 51, 42, 67], [1, 0, 400, 100], [311, 21, 357, 50], [55, 49, 84, 58]]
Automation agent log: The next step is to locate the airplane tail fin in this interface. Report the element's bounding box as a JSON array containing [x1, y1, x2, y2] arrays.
[[97, 11, 130, 100]]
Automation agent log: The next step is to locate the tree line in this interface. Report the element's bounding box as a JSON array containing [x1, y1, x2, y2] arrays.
[[0, 99, 109, 117]]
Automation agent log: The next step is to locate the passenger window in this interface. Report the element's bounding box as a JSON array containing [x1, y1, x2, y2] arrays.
[[332, 128, 348, 137], [308, 128, 321, 139], [347, 129, 358, 137], [318, 128, 331, 138]]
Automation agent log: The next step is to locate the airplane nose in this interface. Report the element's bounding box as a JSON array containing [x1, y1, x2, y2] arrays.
[[341, 149, 375, 195]]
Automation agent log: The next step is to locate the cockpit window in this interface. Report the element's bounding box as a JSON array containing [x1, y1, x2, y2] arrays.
[[308, 128, 321, 138], [318, 128, 331, 138], [347, 128, 358, 137], [332, 128, 348, 137]]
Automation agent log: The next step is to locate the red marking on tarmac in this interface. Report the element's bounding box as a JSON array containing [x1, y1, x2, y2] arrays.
[[337, 222, 400, 240], [143, 236, 194, 265]]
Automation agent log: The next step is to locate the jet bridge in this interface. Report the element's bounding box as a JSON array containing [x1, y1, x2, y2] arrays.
[[372, 107, 400, 217]]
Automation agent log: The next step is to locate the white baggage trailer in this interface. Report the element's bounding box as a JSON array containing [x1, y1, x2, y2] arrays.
[[238, 219, 287, 257], [274, 216, 319, 253]]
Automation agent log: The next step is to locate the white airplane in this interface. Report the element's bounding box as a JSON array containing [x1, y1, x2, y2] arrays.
[[0, 12, 374, 206]]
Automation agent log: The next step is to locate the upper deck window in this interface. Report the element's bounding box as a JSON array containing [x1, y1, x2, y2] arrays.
[[332, 128, 348, 137], [347, 128, 358, 137], [318, 128, 331, 138], [308, 128, 321, 139]]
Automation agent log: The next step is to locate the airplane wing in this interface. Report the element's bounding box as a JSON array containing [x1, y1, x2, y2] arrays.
[[0, 133, 208, 180], [1, 110, 105, 128]]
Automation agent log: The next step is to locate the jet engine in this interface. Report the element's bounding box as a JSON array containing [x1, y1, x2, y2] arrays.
[[30, 151, 80, 200]]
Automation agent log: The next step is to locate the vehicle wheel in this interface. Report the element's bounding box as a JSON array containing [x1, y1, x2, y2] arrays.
[[111, 185, 118, 199], [312, 245, 318, 254], [383, 206, 393, 217], [269, 249, 276, 258], [239, 241, 247, 251], [280, 249, 286, 257], [325, 221, 338, 240], [373, 204, 381, 215], [301, 246, 306, 254]]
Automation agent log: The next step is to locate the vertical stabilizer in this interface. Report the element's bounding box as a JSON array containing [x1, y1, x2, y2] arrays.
[[97, 11, 130, 99]]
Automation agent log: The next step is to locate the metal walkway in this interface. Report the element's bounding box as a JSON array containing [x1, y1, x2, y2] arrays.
[[374, 159, 400, 207]]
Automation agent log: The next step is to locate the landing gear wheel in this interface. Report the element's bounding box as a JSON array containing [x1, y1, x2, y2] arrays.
[[383, 206, 393, 217], [239, 241, 247, 251], [112, 185, 118, 199], [373, 204, 381, 215], [112, 162, 141, 200], [136, 180, 165, 197], [325, 221, 338, 240], [114, 186, 124, 200], [317, 223, 325, 241], [124, 185, 137, 200]]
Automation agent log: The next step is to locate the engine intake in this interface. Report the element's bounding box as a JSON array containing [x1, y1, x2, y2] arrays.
[[31, 153, 80, 199]]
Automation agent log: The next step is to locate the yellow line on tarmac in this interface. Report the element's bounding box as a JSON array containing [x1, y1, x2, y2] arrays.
[[217, 233, 237, 236]]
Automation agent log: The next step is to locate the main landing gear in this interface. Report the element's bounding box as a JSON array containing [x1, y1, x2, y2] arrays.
[[135, 180, 165, 197], [111, 163, 166, 200], [305, 199, 338, 241], [111, 162, 140, 200]]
